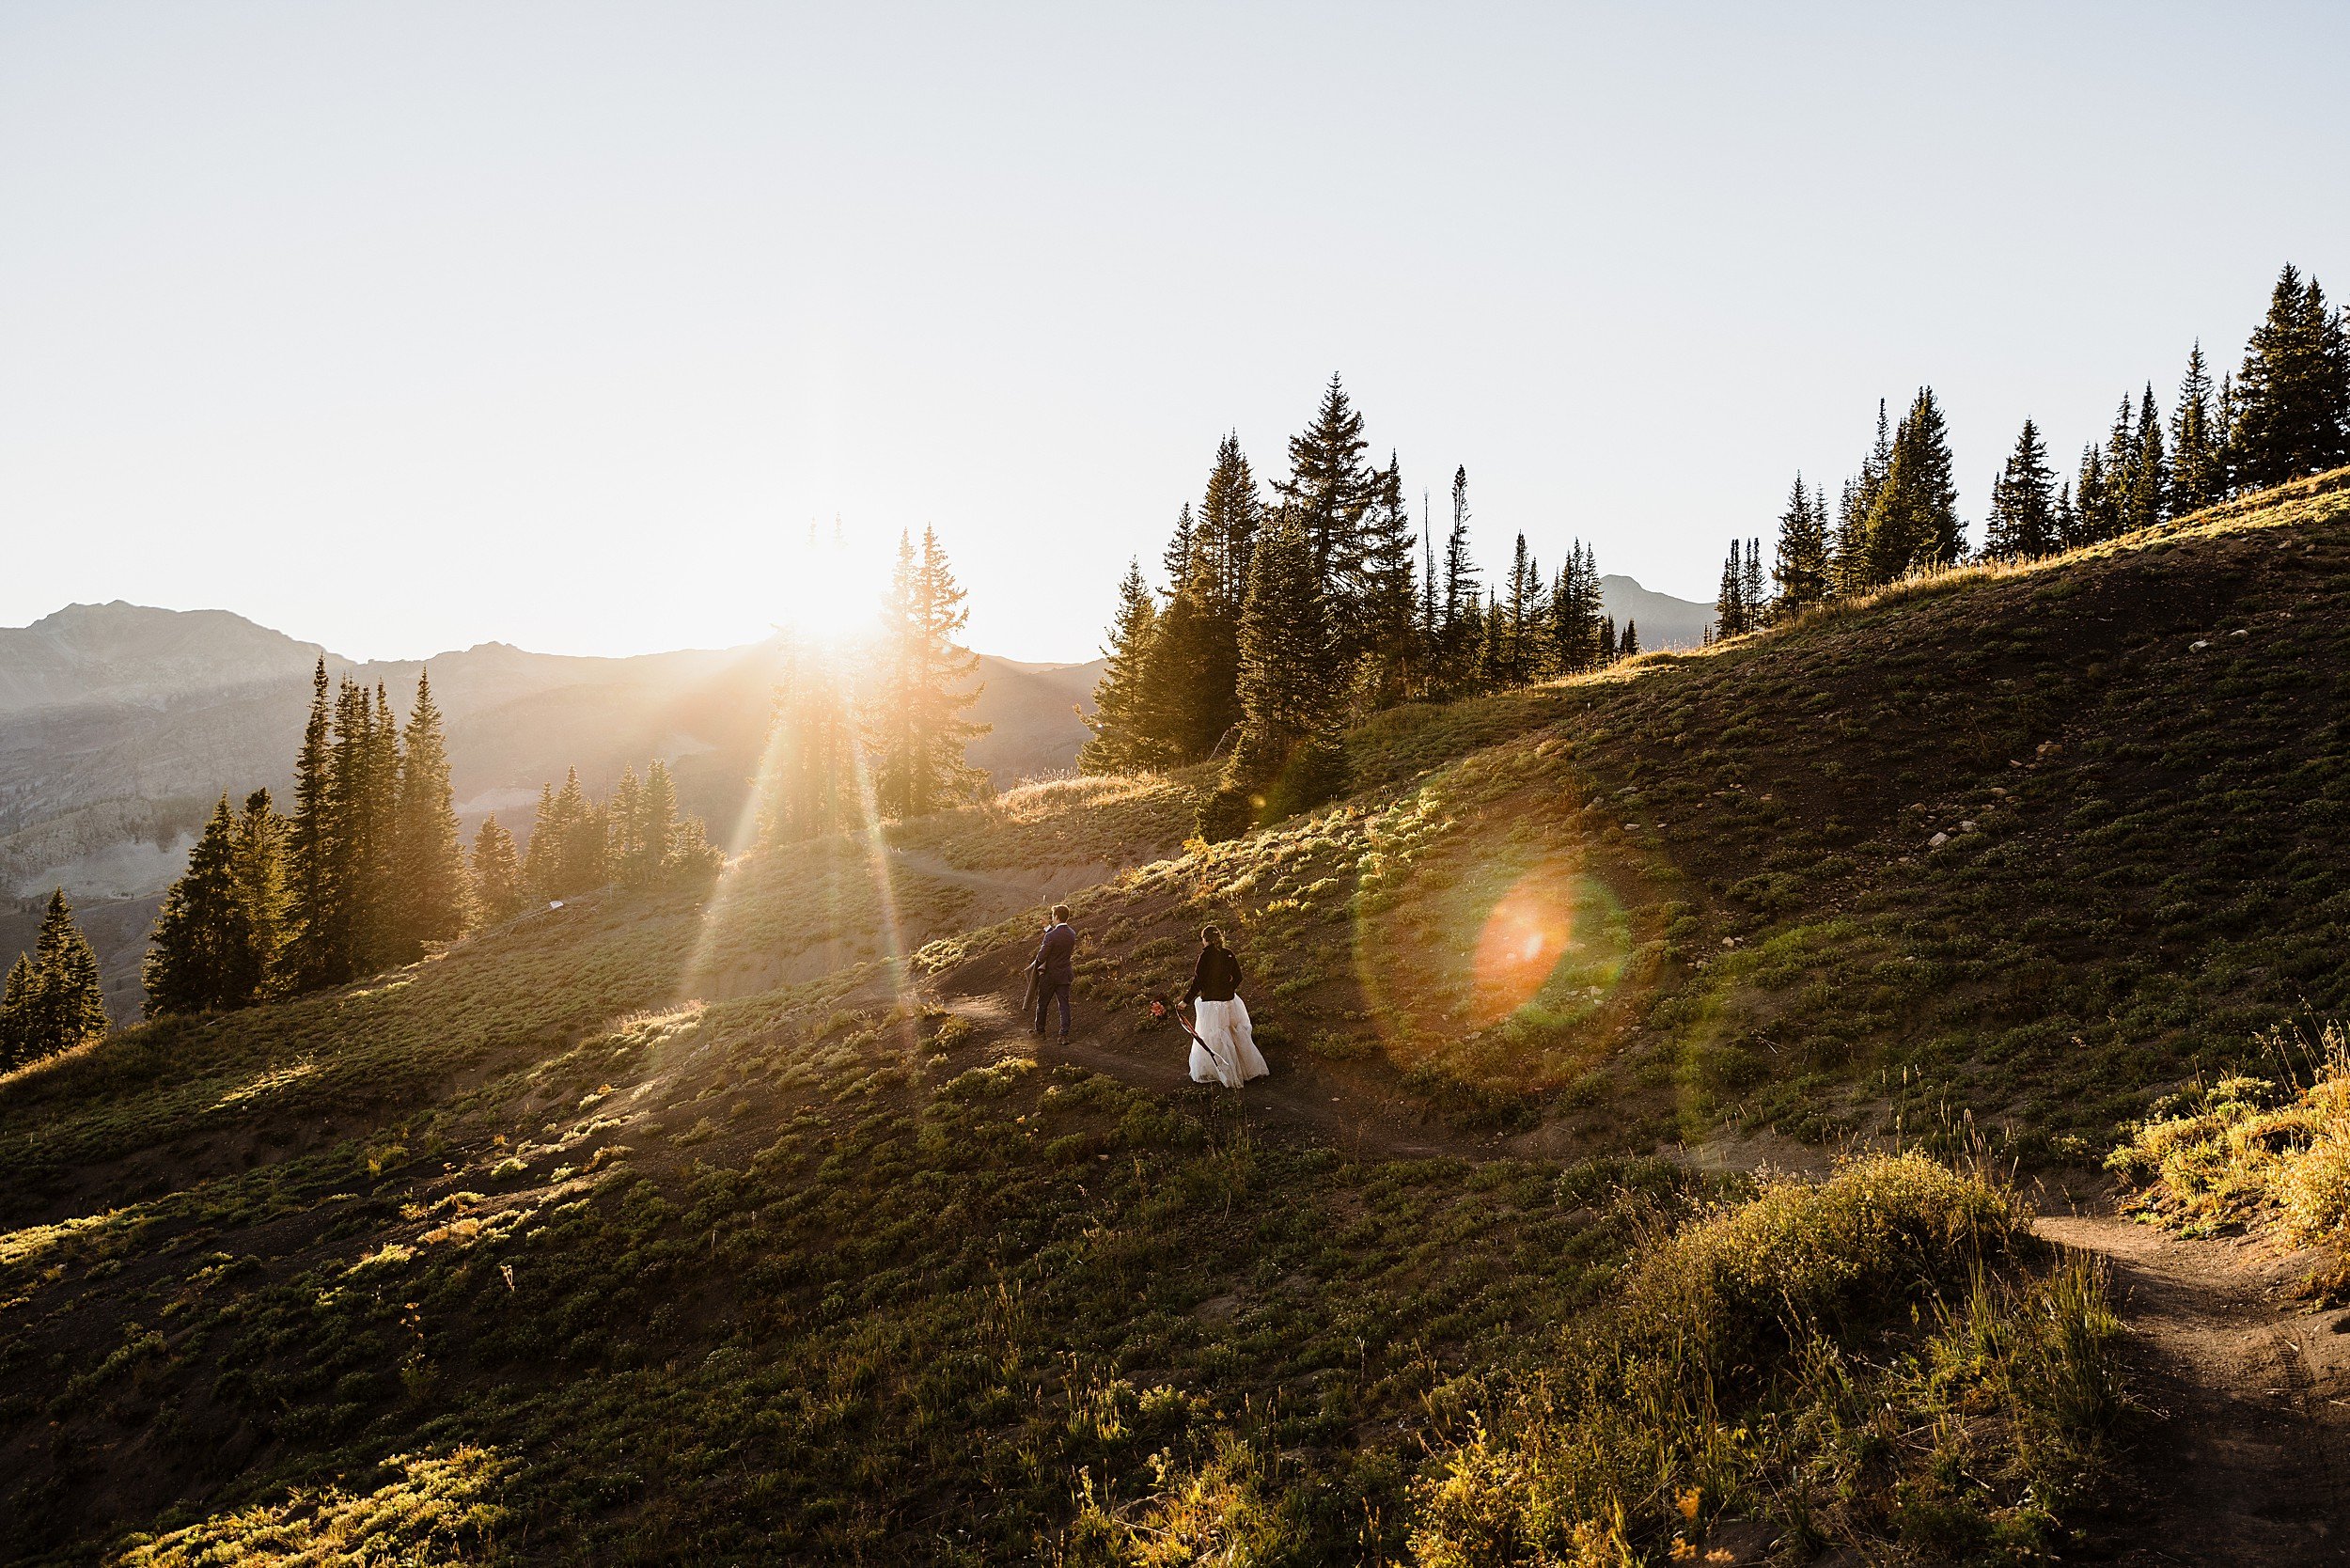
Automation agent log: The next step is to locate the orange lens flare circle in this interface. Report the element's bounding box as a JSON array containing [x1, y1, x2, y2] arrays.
[[1469, 877, 1578, 1027]]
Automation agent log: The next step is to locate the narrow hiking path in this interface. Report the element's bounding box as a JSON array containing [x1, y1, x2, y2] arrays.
[[2036, 1210, 2350, 1565], [939, 990, 1488, 1163]]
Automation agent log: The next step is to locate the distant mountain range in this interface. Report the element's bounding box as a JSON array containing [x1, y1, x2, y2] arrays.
[[0, 576, 1710, 1017]]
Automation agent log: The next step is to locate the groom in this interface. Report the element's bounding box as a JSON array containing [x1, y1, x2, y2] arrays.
[[1029, 904, 1077, 1043]]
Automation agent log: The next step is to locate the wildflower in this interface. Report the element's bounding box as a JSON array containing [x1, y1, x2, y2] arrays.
[[1707, 1553, 1734, 1565], [1668, 1538, 1697, 1562], [1676, 1486, 1702, 1521]]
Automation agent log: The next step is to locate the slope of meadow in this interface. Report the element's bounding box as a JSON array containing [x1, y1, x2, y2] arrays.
[[4, 471, 2347, 1563]]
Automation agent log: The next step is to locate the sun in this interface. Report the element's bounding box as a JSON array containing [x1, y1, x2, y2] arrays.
[[771, 520, 877, 644]]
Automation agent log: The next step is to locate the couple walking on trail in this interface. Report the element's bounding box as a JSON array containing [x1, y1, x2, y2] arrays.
[[1025, 910, 1269, 1090]]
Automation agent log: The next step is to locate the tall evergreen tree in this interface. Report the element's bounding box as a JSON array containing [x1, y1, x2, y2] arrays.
[[233, 790, 290, 996], [1715, 540, 1750, 636], [1620, 619, 1639, 657], [1196, 432, 1263, 614], [143, 796, 257, 1016], [285, 659, 336, 988], [1142, 557, 1240, 758], [470, 816, 525, 922], [1200, 515, 1345, 839], [1741, 538, 1766, 620], [867, 527, 990, 818], [1438, 466, 1480, 689], [524, 782, 561, 893], [1496, 533, 1546, 684], [1983, 419, 2057, 560], [1270, 374, 1375, 598], [1549, 541, 1606, 673], [608, 766, 650, 885], [2228, 263, 2350, 489], [22, 889, 106, 1060], [1161, 503, 1198, 586], [2120, 384, 2170, 533], [1349, 454, 1422, 707], [1078, 561, 1171, 774], [761, 639, 865, 831], [1858, 388, 1962, 583], [385, 670, 471, 962], [2072, 441, 2118, 545], [0, 953, 35, 1068], [1772, 475, 1834, 610], [1832, 400, 1895, 592], [2170, 342, 2226, 513]]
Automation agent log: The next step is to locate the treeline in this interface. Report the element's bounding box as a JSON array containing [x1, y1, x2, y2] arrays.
[[0, 890, 109, 1069], [1731, 262, 2350, 634], [1082, 379, 1638, 837], [142, 662, 718, 1022]]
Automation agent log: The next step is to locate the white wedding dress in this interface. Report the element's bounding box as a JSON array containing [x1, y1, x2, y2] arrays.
[[1188, 996, 1270, 1089]]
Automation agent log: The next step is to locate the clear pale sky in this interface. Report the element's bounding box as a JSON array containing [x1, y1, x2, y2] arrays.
[[3, 4, 2345, 664]]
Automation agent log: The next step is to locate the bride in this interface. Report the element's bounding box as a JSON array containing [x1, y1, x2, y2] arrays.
[[1182, 925, 1269, 1089]]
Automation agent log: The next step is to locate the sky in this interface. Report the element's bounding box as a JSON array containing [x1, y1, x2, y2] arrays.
[[3, 3, 2347, 664]]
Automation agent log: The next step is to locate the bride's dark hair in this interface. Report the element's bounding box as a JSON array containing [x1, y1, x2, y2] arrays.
[[1200, 925, 1224, 948]]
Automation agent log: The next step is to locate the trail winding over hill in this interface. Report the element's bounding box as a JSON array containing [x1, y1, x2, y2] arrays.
[[2036, 1212, 2350, 1565]]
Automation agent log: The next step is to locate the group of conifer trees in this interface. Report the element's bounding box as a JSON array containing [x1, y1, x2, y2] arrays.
[[1734, 263, 2350, 636], [0, 889, 109, 1069], [142, 660, 719, 1021], [755, 525, 991, 845], [1082, 378, 1637, 838]]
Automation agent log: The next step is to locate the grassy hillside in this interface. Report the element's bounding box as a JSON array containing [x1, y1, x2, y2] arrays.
[[5, 471, 2347, 1561]]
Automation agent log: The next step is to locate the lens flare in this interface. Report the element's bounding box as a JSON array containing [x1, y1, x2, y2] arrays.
[[1470, 875, 1580, 1026]]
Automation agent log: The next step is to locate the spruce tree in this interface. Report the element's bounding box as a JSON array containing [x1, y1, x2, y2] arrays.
[[2170, 342, 2226, 512], [470, 817, 525, 922], [233, 790, 290, 996], [2120, 384, 2170, 533], [1549, 541, 1605, 673], [1439, 467, 1480, 691], [144, 796, 257, 1016], [25, 888, 107, 1058], [1983, 420, 2057, 560], [2073, 444, 2117, 544], [867, 527, 990, 818], [634, 761, 680, 886], [1597, 617, 1617, 664], [1200, 515, 1344, 839], [524, 782, 560, 893], [386, 670, 471, 963], [2228, 264, 2350, 489], [762, 638, 863, 831], [1620, 619, 1640, 657], [1772, 475, 1834, 610], [1832, 400, 1895, 592], [609, 767, 649, 885], [0, 953, 34, 1069], [1078, 560, 1170, 774], [1715, 541, 1748, 636], [1473, 588, 1505, 689], [1350, 454, 1421, 706], [1141, 558, 1238, 759], [285, 659, 336, 989], [1741, 539, 1766, 622], [1197, 432, 1262, 614], [2052, 480, 2079, 548], [549, 769, 607, 895], [1270, 374, 1374, 601], [1859, 388, 1961, 584]]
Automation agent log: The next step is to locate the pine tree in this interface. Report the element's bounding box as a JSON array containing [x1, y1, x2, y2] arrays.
[[1858, 388, 1962, 584], [867, 527, 990, 819], [285, 659, 335, 988], [1715, 540, 1749, 636], [470, 817, 524, 922], [0, 952, 35, 1069], [2170, 342, 2226, 512], [1495, 534, 1546, 684], [524, 782, 560, 893], [1832, 400, 1895, 592], [1141, 557, 1239, 759], [1078, 561, 1170, 774], [2073, 442, 2118, 545], [1270, 374, 1375, 601], [1349, 454, 1421, 707], [1197, 432, 1263, 615], [1199, 514, 1345, 839], [1438, 466, 1480, 691], [385, 670, 471, 963], [1472, 589, 1505, 691], [1620, 619, 1640, 657], [632, 761, 680, 886], [550, 769, 607, 895], [1597, 617, 1618, 664], [761, 638, 864, 831], [2120, 384, 2170, 533], [1772, 476, 1834, 610], [608, 766, 649, 886], [1161, 503, 1197, 587], [232, 790, 290, 996], [2228, 264, 2350, 490], [1983, 420, 2057, 560], [1549, 541, 1606, 673], [144, 796, 259, 1016], [2052, 480, 2078, 548], [1741, 538, 1766, 622], [22, 888, 107, 1060]]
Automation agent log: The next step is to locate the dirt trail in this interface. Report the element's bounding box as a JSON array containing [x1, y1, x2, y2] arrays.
[[939, 988, 1496, 1164], [2036, 1210, 2350, 1565]]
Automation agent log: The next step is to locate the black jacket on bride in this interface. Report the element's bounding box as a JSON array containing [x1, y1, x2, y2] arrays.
[[1184, 947, 1242, 1005]]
